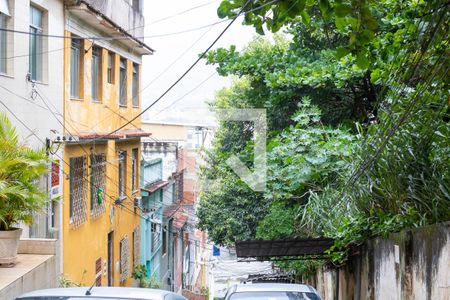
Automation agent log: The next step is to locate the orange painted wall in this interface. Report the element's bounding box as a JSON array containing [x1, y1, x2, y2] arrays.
[[62, 31, 143, 286]]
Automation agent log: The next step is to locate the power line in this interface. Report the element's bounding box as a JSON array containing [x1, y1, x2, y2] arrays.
[[149, 0, 220, 26], [148, 72, 217, 119], [31, 84, 203, 219], [90, 0, 255, 143], [0, 0, 278, 41]]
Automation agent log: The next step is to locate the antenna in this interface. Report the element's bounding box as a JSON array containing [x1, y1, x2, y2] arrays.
[[85, 278, 97, 296]]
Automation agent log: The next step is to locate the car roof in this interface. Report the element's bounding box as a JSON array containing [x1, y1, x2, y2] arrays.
[[16, 287, 185, 299], [233, 283, 317, 293]]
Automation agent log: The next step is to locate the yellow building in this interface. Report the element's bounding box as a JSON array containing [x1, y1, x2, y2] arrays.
[[61, 0, 153, 287]]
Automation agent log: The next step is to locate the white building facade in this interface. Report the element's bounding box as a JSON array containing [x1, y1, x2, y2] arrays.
[[0, 0, 65, 238]]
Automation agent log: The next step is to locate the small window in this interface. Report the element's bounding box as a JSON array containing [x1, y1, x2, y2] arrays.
[[107, 51, 114, 84], [132, 63, 139, 107], [91, 46, 102, 101], [29, 6, 43, 81], [0, 12, 7, 74], [131, 148, 139, 191], [119, 58, 127, 106], [118, 151, 126, 198], [162, 225, 167, 256], [70, 36, 83, 98]]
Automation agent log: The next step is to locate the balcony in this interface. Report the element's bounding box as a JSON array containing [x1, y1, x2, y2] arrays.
[[65, 0, 153, 55]]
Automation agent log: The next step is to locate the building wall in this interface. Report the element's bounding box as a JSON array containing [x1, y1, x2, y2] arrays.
[[63, 31, 142, 135], [62, 3, 146, 286], [141, 123, 187, 142], [0, 0, 64, 149], [142, 142, 178, 183], [78, 0, 145, 41], [313, 222, 450, 300], [63, 140, 141, 286]]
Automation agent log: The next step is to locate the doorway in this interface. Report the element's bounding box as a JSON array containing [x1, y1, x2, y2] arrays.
[[107, 231, 114, 286]]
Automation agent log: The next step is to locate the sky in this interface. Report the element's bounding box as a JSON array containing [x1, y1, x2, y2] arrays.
[[140, 0, 258, 124]]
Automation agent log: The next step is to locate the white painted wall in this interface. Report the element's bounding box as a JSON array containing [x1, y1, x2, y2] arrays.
[[0, 0, 64, 149]]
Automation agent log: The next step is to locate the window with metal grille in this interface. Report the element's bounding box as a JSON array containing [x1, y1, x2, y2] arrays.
[[173, 171, 184, 202], [131, 148, 138, 191], [90, 154, 106, 218], [69, 156, 88, 227], [70, 36, 82, 98], [91, 46, 102, 102], [132, 63, 139, 107], [107, 51, 114, 84], [119, 58, 127, 106], [151, 222, 161, 252], [118, 151, 126, 198], [132, 227, 140, 268], [119, 235, 130, 283], [29, 5, 43, 81]]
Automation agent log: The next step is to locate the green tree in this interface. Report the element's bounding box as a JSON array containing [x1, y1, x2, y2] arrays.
[[0, 113, 49, 230]]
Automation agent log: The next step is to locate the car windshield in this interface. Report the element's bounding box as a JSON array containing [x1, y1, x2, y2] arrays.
[[229, 291, 320, 300]]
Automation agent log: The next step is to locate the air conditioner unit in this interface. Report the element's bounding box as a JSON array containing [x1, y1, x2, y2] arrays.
[[134, 197, 142, 208]]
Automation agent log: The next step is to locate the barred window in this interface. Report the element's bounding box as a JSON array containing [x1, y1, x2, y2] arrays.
[[69, 156, 88, 227], [132, 227, 140, 268], [90, 154, 106, 218], [119, 235, 130, 283]]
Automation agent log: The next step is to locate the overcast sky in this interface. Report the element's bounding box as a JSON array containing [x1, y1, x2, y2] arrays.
[[141, 0, 257, 124]]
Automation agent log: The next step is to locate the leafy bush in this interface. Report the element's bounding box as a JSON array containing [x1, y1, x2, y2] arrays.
[[0, 113, 49, 230]]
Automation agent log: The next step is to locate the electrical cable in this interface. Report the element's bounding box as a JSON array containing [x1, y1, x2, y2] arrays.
[[0, 0, 278, 41]]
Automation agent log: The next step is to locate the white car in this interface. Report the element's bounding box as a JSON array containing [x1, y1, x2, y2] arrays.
[[15, 287, 187, 300], [224, 283, 322, 300]]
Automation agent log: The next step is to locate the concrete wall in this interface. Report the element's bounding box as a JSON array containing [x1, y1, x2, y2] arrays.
[[62, 140, 142, 287], [142, 142, 178, 182], [314, 222, 450, 300], [79, 0, 144, 40], [0, 239, 58, 300]]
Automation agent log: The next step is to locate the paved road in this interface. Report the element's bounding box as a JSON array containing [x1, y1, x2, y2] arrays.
[[210, 247, 274, 298]]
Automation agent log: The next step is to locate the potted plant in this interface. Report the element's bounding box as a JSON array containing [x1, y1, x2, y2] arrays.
[[0, 113, 49, 266]]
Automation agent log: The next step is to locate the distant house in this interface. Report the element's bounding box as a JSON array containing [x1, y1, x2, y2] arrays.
[[141, 141, 186, 292], [141, 120, 215, 294]]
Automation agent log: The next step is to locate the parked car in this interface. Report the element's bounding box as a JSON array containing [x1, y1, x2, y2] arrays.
[[15, 287, 187, 300], [224, 283, 322, 300]]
